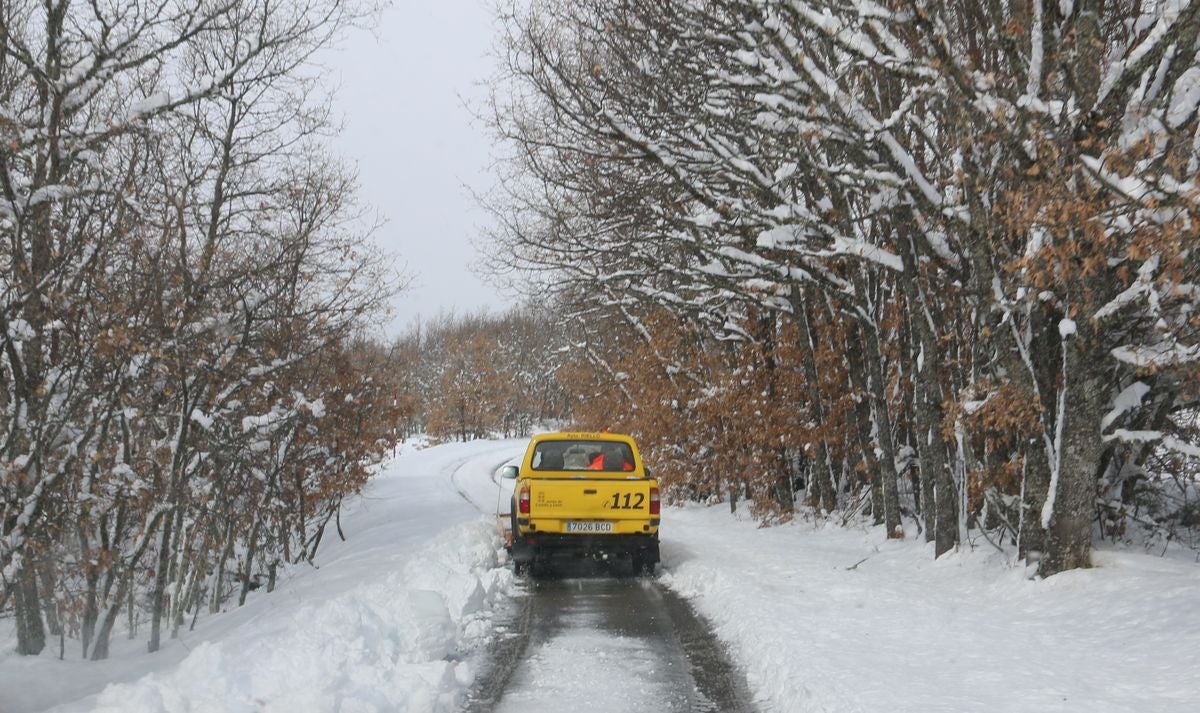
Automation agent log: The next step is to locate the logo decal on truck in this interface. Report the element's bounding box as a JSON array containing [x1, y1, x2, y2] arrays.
[[535, 492, 563, 508]]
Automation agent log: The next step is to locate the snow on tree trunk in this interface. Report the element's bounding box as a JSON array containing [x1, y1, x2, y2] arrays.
[[1040, 327, 1107, 576], [863, 320, 904, 539], [898, 230, 955, 554], [793, 294, 837, 514], [146, 511, 174, 654]]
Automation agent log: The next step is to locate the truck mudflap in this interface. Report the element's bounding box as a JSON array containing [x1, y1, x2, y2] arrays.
[[497, 514, 514, 550]]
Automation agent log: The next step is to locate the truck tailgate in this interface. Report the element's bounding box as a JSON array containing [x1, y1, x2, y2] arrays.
[[530, 477, 654, 522]]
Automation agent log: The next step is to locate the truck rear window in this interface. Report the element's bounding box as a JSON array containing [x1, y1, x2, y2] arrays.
[[531, 440, 636, 472]]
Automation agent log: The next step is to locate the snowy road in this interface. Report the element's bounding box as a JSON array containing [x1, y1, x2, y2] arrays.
[[10, 437, 1192, 713], [464, 574, 755, 713]]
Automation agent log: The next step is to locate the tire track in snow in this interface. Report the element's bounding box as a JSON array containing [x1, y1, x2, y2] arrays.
[[461, 585, 535, 713], [464, 575, 758, 713], [442, 443, 521, 513]]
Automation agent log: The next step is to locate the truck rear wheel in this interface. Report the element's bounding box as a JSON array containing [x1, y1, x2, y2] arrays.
[[645, 540, 661, 575], [631, 547, 657, 576]]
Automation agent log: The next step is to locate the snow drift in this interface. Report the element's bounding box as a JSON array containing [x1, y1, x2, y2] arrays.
[[85, 520, 510, 713]]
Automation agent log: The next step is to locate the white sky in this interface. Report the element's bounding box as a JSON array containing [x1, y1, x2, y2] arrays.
[[327, 0, 512, 337]]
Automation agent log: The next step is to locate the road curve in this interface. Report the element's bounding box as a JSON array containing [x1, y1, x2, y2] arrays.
[[464, 571, 757, 713]]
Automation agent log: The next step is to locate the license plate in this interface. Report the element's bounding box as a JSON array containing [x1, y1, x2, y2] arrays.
[[566, 521, 613, 533]]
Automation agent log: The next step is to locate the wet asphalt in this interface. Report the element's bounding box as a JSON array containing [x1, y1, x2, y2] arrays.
[[462, 563, 757, 713]]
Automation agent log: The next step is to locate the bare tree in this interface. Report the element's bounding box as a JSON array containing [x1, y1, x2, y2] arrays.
[[1, 0, 402, 660]]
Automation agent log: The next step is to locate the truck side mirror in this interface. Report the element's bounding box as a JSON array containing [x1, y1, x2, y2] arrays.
[[500, 465, 519, 480], [644, 466, 652, 477]]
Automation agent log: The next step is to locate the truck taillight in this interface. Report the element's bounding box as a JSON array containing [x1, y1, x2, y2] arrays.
[[519, 486, 530, 514], [649, 487, 660, 515]]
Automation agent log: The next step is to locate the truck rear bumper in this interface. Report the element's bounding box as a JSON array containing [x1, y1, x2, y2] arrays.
[[512, 532, 659, 562]]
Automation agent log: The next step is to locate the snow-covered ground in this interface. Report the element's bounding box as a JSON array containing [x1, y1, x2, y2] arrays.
[[0, 439, 524, 713], [4, 438, 1198, 712], [661, 505, 1200, 713]]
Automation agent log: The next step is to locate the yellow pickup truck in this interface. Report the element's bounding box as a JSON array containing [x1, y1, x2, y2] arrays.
[[500, 432, 660, 575]]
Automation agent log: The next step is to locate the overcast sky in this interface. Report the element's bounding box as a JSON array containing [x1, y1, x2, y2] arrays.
[[327, 1, 511, 337]]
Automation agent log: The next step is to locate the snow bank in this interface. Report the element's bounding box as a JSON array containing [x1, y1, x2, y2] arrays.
[[0, 438, 524, 713], [86, 520, 512, 713], [659, 504, 1200, 713]]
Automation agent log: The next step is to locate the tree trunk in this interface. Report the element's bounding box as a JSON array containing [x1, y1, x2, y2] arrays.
[[1019, 301, 1060, 559], [918, 401, 936, 543], [898, 231, 955, 554], [90, 572, 131, 661], [146, 509, 175, 653], [174, 563, 204, 639], [38, 558, 62, 637], [773, 449, 796, 513], [211, 516, 236, 614], [82, 566, 99, 658], [14, 562, 47, 655], [934, 432, 959, 556], [861, 320, 904, 538], [239, 519, 262, 607], [1039, 330, 1106, 576], [793, 293, 837, 513], [79, 513, 104, 658], [845, 332, 884, 523], [168, 507, 196, 640], [90, 607, 119, 660], [127, 581, 137, 639]]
